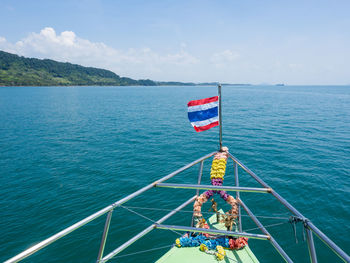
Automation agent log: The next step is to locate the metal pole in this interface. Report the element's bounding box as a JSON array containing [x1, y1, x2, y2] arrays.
[[228, 153, 271, 189], [228, 152, 303, 217], [155, 183, 270, 193], [196, 160, 204, 197], [4, 205, 114, 263], [96, 210, 113, 262], [101, 196, 196, 262], [111, 151, 216, 209], [155, 224, 270, 240], [234, 163, 242, 232], [5, 152, 216, 263], [191, 160, 204, 227], [305, 225, 317, 263], [306, 221, 350, 263], [218, 84, 223, 151], [239, 199, 294, 263]]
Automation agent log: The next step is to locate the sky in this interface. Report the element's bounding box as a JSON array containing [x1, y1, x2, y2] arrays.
[[0, 0, 349, 85]]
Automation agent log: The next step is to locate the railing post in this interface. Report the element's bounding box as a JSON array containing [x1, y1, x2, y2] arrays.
[[305, 224, 318, 263], [191, 160, 204, 227], [239, 199, 294, 263], [101, 196, 196, 262], [97, 210, 113, 262], [234, 162, 242, 232], [196, 160, 204, 197], [306, 221, 350, 262]]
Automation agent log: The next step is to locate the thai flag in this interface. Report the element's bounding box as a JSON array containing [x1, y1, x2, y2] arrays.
[[187, 96, 219, 132]]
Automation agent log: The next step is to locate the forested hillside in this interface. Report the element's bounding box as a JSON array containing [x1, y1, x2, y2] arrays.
[[0, 51, 156, 86]]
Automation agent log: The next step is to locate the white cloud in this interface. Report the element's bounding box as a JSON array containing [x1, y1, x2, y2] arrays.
[[0, 27, 199, 80], [210, 49, 239, 67], [1, 27, 349, 84]]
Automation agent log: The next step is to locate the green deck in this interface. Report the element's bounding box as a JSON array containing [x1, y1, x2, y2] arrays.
[[155, 211, 259, 263]]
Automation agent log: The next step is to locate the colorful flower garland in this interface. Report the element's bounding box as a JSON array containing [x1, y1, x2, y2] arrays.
[[175, 234, 248, 261], [174, 147, 247, 261], [193, 147, 238, 218]]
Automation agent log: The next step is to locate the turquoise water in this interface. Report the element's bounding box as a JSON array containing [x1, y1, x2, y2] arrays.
[[0, 85, 349, 263]]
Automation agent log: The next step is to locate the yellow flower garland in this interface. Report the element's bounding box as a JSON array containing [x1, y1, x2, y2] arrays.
[[210, 159, 227, 179]]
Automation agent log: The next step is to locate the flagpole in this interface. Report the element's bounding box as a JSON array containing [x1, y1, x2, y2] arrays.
[[218, 84, 222, 151]]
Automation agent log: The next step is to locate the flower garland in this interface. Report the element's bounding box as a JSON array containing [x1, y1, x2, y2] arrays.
[[175, 234, 248, 261], [193, 147, 238, 218], [174, 148, 247, 261]]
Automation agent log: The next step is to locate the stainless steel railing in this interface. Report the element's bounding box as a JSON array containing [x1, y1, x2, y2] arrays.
[[4, 152, 215, 263], [227, 152, 350, 263], [4, 150, 350, 263]]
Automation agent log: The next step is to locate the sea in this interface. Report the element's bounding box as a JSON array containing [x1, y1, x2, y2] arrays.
[[0, 85, 349, 263]]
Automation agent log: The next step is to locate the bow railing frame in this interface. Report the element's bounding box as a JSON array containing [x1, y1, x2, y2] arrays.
[[4, 150, 350, 263]]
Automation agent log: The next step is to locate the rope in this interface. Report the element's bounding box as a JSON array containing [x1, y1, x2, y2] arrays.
[[242, 221, 289, 233], [108, 244, 174, 259], [116, 205, 289, 262], [119, 205, 183, 237], [119, 204, 289, 238], [111, 206, 288, 263], [121, 205, 289, 220]]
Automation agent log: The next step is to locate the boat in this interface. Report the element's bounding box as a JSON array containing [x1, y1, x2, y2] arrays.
[[4, 85, 350, 263]]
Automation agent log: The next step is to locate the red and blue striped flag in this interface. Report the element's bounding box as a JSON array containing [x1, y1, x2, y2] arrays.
[[187, 96, 219, 132]]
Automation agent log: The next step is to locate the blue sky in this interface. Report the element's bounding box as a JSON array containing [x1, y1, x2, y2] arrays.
[[0, 0, 349, 84]]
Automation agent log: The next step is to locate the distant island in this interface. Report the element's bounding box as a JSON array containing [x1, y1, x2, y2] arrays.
[[0, 50, 251, 87]]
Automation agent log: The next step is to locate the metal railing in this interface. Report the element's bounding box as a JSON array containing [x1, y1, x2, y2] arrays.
[[4, 151, 350, 263], [227, 153, 350, 263]]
